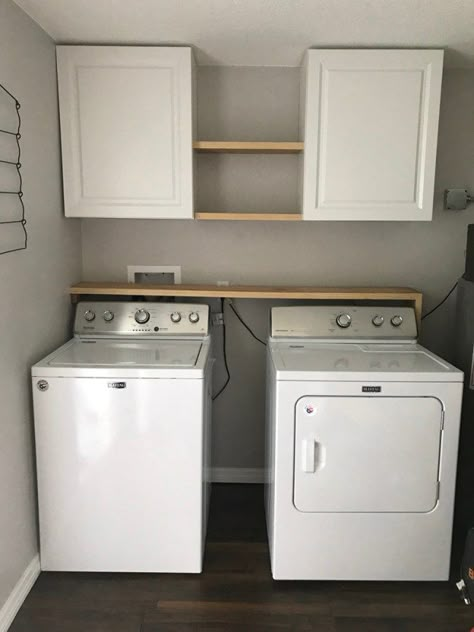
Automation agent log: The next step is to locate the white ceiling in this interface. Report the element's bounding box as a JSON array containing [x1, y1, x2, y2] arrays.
[[13, 0, 474, 67]]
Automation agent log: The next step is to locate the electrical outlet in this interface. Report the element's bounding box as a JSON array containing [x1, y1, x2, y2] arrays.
[[444, 189, 472, 211], [212, 312, 224, 326]]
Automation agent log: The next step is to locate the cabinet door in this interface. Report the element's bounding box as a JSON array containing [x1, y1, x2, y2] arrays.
[[57, 46, 194, 219], [300, 50, 443, 221]]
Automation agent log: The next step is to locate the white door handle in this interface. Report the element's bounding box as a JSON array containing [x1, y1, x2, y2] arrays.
[[302, 439, 316, 473]]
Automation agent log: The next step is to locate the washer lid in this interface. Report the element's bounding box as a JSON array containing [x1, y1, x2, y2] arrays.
[[47, 339, 203, 368], [270, 342, 463, 382]]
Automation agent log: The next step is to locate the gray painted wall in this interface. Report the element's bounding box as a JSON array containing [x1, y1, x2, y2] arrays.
[[81, 66, 474, 472], [0, 0, 81, 610]]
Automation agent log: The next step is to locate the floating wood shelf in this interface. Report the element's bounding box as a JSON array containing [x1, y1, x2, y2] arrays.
[[193, 141, 304, 154], [194, 212, 302, 221], [70, 283, 422, 301], [70, 282, 422, 323]]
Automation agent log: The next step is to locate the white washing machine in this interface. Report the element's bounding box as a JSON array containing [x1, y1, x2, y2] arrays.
[[32, 301, 212, 573], [265, 305, 463, 580]]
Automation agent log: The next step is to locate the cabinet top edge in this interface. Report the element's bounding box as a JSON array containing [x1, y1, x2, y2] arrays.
[[56, 44, 194, 55], [304, 48, 444, 59]]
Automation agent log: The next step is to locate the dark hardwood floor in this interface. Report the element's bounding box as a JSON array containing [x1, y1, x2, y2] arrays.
[[11, 484, 474, 631]]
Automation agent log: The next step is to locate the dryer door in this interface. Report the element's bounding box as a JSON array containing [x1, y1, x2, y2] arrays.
[[294, 396, 443, 513]]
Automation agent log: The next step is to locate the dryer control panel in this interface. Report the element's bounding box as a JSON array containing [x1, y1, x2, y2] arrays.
[[271, 305, 417, 340], [75, 302, 209, 337]]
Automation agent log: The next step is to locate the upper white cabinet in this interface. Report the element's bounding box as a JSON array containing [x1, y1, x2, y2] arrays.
[[57, 46, 194, 219], [300, 50, 443, 221]]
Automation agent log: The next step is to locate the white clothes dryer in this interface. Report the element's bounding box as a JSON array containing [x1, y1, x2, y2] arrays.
[[265, 305, 463, 580], [32, 301, 212, 573]]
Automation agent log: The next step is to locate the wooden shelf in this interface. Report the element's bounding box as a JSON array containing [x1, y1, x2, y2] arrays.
[[194, 212, 302, 221], [193, 142, 303, 219], [193, 141, 303, 154], [70, 283, 423, 325], [70, 282, 422, 301]]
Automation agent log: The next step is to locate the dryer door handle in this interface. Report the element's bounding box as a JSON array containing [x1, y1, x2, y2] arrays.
[[301, 439, 325, 473], [302, 439, 316, 473]]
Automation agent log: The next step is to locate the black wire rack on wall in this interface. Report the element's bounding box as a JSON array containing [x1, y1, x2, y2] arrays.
[[0, 82, 27, 256]]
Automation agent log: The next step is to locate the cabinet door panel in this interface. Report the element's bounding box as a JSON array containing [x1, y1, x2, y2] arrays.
[[57, 46, 194, 219], [301, 50, 443, 221]]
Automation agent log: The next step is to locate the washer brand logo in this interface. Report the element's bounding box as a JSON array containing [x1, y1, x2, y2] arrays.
[[362, 386, 382, 393], [108, 382, 126, 389]]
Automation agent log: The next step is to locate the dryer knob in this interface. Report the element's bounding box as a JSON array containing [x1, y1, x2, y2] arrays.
[[372, 314, 384, 327], [189, 312, 200, 324], [336, 313, 352, 329], [391, 315, 404, 327], [170, 312, 181, 323], [135, 309, 150, 324], [84, 310, 95, 322]]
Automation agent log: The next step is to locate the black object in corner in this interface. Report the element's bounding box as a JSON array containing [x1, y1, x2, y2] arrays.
[[458, 527, 474, 604], [465, 224, 474, 282]]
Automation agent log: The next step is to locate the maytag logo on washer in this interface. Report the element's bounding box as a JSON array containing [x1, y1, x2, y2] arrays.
[[362, 386, 382, 393], [108, 382, 126, 389]]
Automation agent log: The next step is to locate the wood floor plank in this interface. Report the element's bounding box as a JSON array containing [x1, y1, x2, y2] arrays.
[[9, 608, 142, 632], [154, 599, 331, 615], [142, 625, 311, 632], [20, 572, 157, 613], [142, 620, 334, 632], [143, 602, 334, 630], [329, 581, 470, 618], [334, 616, 474, 632]]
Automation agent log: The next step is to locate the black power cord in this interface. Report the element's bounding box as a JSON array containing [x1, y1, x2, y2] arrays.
[[211, 298, 266, 400], [421, 281, 459, 321], [227, 300, 267, 346], [212, 298, 230, 401]]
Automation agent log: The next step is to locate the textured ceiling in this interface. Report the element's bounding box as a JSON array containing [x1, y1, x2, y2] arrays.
[[13, 0, 474, 67]]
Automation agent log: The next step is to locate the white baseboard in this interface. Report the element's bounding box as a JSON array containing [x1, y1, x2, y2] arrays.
[[211, 467, 264, 483], [0, 555, 40, 632]]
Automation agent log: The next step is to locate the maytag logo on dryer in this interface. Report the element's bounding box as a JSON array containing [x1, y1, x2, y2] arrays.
[[108, 382, 126, 389], [362, 386, 382, 393]]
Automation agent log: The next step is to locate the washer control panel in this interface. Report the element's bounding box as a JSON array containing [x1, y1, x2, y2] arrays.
[[271, 306, 417, 340], [75, 302, 209, 336]]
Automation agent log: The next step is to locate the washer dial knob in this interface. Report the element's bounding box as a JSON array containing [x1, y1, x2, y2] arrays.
[[103, 310, 114, 322], [189, 312, 200, 324], [170, 312, 181, 323], [135, 309, 150, 324], [84, 310, 95, 322], [372, 314, 384, 327], [336, 313, 352, 329], [391, 314, 403, 327]]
